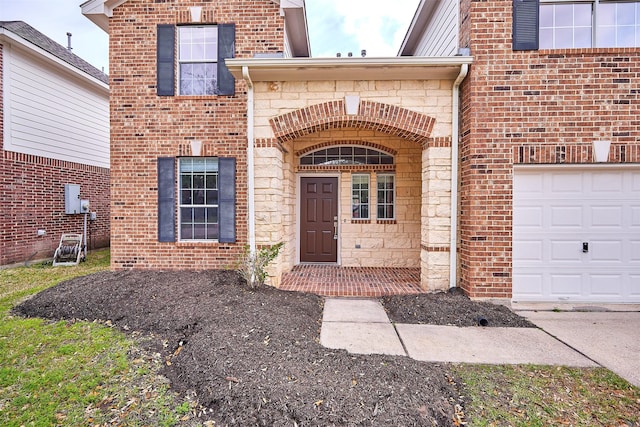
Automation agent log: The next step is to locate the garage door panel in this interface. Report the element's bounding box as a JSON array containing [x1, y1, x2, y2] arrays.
[[632, 242, 640, 262], [589, 275, 623, 296], [551, 206, 583, 227], [631, 276, 640, 296], [513, 168, 640, 303], [631, 172, 640, 190], [632, 207, 640, 226], [515, 173, 544, 196], [551, 172, 583, 193], [551, 240, 583, 262], [513, 240, 543, 261], [590, 206, 623, 228], [591, 173, 623, 193], [513, 206, 543, 227], [513, 274, 543, 295], [550, 274, 583, 296], [589, 240, 623, 262]]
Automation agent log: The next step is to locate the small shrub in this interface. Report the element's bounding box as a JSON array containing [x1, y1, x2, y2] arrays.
[[234, 243, 284, 289]]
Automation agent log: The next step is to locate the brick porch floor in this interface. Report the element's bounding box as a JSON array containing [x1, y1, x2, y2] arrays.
[[279, 265, 423, 297]]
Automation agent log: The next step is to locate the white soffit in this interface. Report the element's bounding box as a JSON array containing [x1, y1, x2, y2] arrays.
[[81, 0, 128, 32], [226, 56, 473, 81]]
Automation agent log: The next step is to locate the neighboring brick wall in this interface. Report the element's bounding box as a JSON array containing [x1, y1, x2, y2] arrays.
[[458, 0, 640, 298], [108, 0, 285, 269], [0, 44, 110, 266], [0, 152, 110, 266]]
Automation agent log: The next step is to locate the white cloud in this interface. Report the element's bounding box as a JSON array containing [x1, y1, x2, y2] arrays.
[[308, 0, 420, 57]]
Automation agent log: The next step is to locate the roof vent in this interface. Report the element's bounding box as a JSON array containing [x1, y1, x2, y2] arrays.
[[66, 32, 72, 51]]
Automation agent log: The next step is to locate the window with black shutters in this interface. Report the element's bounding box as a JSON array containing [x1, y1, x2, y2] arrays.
[[157, 23, 235, 96], [157, 157, 236, 244]]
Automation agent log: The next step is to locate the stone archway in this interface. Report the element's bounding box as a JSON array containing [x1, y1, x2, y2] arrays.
[[269, 99, 435, 144]]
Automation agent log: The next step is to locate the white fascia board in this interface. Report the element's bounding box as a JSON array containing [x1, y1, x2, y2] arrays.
[[226, 56, 473, 81], [0, 29, 109, 94], [81, 0, 129, 33]]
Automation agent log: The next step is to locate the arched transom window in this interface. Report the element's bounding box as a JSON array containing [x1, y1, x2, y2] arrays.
[[299, 146, 394, 166]]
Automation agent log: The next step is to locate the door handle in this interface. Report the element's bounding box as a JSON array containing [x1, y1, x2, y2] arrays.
[[333, 216, 338, 240], [582, 242, 589, 253]]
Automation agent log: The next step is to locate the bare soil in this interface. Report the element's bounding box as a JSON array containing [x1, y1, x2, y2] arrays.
[[14, 270, 531, 426]]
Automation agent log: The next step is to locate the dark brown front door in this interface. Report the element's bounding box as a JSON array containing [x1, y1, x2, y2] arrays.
[[300, 177, 338, 263]]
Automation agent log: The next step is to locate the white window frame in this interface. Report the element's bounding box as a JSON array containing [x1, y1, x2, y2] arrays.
[[177, 25, 218, 96], [351, 174, 370, 220], [540, 0, 640, 48], [178, 157, 220, 241], [376, 173, 396, 220]]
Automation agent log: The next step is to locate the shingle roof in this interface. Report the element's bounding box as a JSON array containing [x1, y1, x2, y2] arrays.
[[0, 21, 108, 85]]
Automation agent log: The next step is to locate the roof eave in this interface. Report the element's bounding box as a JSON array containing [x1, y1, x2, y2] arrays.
[[281, 0, 311, 57], [226, 56, 473, 82], [0, 28, 109, 93], [81, 0, 128, 33]]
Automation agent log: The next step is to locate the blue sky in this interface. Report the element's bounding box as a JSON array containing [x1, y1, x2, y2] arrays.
[[0, 0, 420, 72]]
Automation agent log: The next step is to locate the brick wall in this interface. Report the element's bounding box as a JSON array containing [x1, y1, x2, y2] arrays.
[[0, 44, 110, 266], [458, 0, 640, 298], [108, 0, 285, 269]]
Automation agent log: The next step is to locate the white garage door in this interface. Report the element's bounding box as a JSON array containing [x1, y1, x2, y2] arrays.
[[513, 167, 640, 303]]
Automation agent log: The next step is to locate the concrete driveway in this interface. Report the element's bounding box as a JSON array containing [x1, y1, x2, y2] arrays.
[[521, 311, 640, 388]]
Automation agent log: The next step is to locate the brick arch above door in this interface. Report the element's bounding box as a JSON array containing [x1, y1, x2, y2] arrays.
[[269, 100, 436, 146]]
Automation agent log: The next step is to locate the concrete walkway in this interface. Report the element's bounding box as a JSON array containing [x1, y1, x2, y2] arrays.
[[321, 298, 640, 386]]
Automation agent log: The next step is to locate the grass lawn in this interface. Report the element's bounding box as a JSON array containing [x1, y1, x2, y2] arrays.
[[0, 250, 194, 427], [456, 364, 640, 426], [1, 250, 638, 426]]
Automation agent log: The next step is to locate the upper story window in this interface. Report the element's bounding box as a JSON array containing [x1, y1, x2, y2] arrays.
[[540, 3, 593, 48], [156, 24, 235, 97], [299, 146, 394, 166], [597, 2, 640, 47], [514, 0, 640, 50], [178, 26, 218, 96]]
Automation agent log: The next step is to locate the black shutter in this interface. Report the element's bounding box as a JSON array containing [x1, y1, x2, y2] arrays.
[[513, 0, 539, 51], [157, 24, 175, 96], [158, 157, 176, 242], [218, 157, 236, 243], [217, 24, 236, 96]]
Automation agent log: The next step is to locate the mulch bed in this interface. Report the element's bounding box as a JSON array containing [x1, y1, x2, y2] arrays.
[[14, 270, 532, 426]]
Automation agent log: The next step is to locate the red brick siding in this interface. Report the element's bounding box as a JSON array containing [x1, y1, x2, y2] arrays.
[[0, 44, 110, 266], [0, 153, 110, 266], [458, 0, 640, 298], [108, 0, 285, 270]]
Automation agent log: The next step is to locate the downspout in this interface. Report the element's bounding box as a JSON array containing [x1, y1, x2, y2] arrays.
[[450, 63, 469, 288], [243, 66, 257, 256]]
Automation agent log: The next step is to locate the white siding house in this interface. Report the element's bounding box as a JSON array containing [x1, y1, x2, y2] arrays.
[[1, 22, 109, 168], [399, 0, 458, 57], [0, 21, 111, 266]]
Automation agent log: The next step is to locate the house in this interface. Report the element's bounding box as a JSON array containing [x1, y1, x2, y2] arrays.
[[401, 0, 640, 304], [82, 0, 639, 305], [0, 21, 110, 266], [81, 0, 470, 290]]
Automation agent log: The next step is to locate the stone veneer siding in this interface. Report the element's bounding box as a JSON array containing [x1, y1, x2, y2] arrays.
[[251, 79, 455, 290], [108, 0, 285, 269], [458, 0, 640, 298]]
